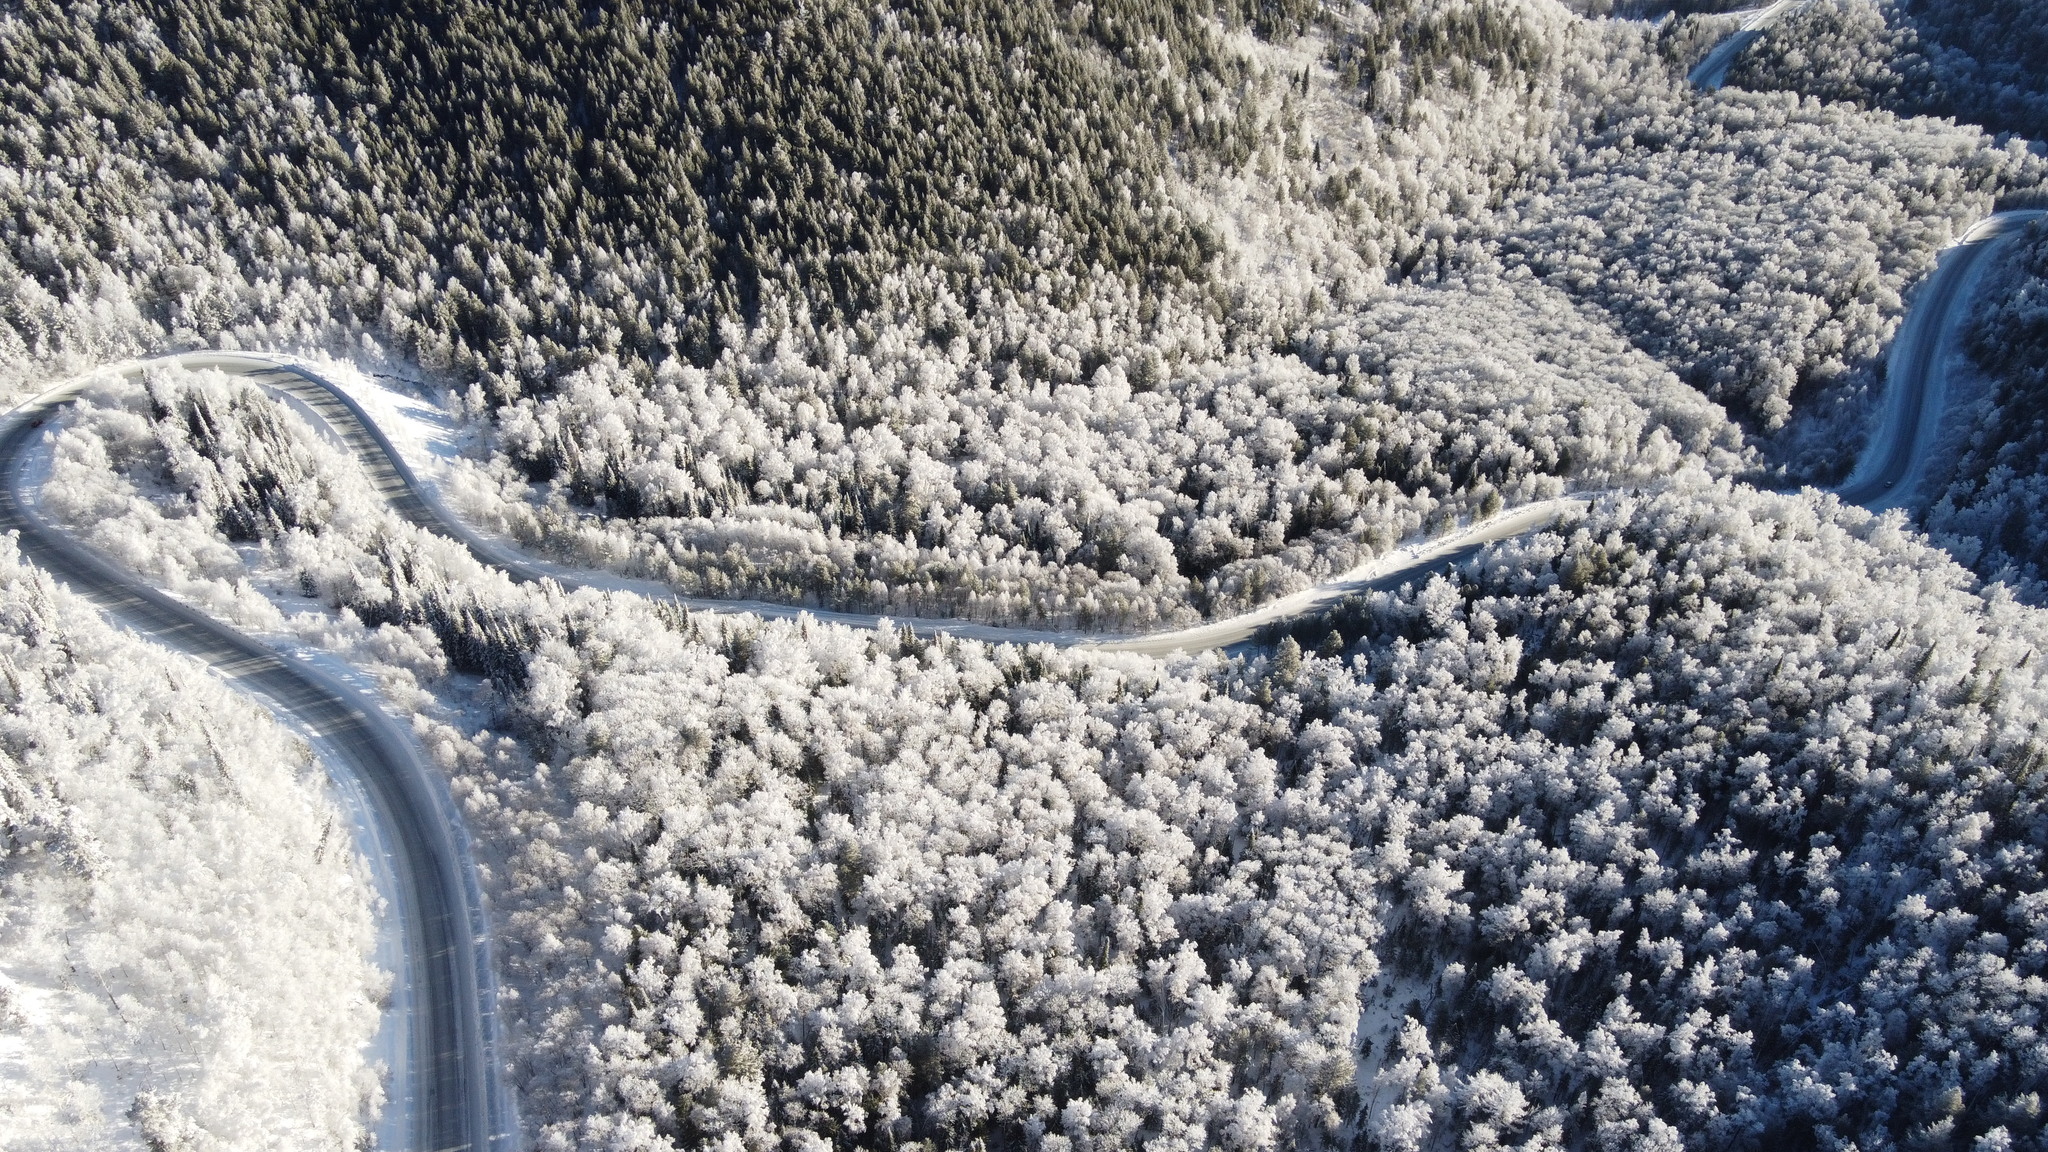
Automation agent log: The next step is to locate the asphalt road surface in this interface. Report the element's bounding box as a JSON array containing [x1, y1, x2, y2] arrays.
[[0, 368, 516, 1152]]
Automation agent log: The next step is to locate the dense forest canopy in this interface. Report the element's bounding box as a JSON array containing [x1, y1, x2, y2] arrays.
[[0, 13, 1514, 431], [5, 0, 1555, 381], [41, 363, 2048, 1151], [1728, 0, 2048, 141], [7, 0, 2048, 1149]]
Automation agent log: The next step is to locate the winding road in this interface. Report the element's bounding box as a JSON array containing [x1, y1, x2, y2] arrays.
[[1837, 210, 2045, 509], [0, 368, 520, 1150], [1, 39, 2034, 1143], [120, 195, 2037, 660], [46, 352, 1594, 657], [1687, 1, 1805, 91]]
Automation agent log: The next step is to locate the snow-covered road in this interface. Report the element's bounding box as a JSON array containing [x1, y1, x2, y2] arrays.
[[1836, 210, 2046, 509]]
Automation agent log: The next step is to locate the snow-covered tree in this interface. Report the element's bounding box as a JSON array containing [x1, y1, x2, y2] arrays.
[[0, 537, 382, 1151]]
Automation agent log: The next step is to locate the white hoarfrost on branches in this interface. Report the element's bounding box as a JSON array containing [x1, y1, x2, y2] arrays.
[[43, 361, 2048, 1151], [0, 536, 383, 1152]]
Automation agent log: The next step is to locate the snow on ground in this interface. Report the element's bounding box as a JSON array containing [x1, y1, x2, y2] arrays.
[[0, 551, 384, 1151], [291, 356, 473, 480]]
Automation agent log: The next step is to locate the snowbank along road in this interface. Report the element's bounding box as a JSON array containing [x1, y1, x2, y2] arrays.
[[0, 366, 519, 1150]]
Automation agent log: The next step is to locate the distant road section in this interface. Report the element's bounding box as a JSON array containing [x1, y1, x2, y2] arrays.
[[1837, 210, 2045, 510], [0, 365, 517, 1152], [1088, 498, 1588, 654], [1688, 0, 1802, 91], [26, 352, 1596, 656], [1684, 12, 2037, 510]]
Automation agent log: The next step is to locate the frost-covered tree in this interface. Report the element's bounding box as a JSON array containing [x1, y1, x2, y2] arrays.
[[0, 537, 382, 1152], [1925, 215, 2048, 599]]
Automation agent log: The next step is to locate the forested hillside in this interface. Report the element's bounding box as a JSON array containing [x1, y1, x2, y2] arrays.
[[6, 0, 2040, 614], [12, 0, 2048, 1149], [0, 0, 1564, 384], [459, 278, 1741, 626], [0, 0, 1594, 620], [41, 357, 2048, 1151], [0, 538, 381, 1151], [1729, 0, 2048, 141]]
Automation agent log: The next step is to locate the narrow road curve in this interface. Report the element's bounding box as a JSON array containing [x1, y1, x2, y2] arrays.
[[1836, 210, 2045, 509], [1688, 0, 1804, 92], [0, 374, 518, 1150]]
